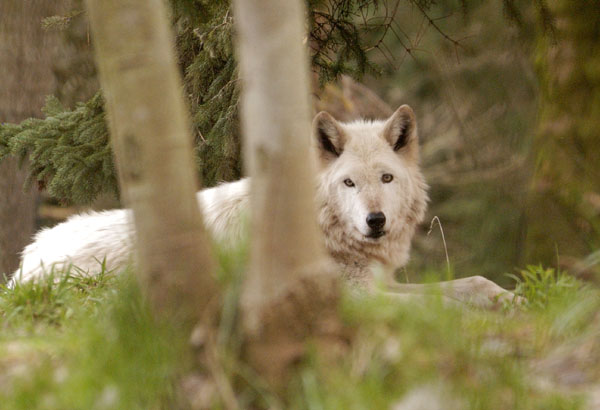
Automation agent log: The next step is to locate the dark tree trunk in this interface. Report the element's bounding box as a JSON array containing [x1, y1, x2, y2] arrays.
[[0, 0, 67, 280]]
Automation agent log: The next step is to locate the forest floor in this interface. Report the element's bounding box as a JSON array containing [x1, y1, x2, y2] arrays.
[[1, 256, 599, 409]]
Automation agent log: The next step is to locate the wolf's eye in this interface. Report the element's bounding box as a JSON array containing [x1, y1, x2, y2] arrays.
[[343, 178, 355, 187], [382, 174, 394, 183]]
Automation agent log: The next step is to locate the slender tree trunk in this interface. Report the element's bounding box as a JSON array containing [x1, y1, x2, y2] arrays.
[[0, 1, 66, 279], [233, 0, 343, 383], [84, 0, 217, 327]]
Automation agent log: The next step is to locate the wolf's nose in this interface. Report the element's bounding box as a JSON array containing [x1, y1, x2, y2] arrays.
[[366, 212, 386, 230]]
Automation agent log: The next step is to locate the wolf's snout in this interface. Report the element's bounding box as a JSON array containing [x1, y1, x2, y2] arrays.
[[366, 212, 386, 230]]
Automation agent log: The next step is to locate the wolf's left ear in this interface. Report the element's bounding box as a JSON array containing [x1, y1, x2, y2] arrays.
[[313, 111, 346, 164], [383, 105, 418, 152]]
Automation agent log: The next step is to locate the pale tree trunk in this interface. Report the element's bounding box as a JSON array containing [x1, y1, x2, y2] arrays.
[[84, 0, 217, 327], [0, 1, 67, 280], [233, 0, 343, 383]]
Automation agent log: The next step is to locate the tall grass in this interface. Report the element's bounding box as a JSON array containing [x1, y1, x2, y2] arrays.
[[1, 260, 598, 409]]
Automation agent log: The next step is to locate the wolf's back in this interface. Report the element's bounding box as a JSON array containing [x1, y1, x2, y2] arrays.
[[10, 179, 250, 286]]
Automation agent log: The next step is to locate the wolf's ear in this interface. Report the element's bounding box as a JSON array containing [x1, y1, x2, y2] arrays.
[[383, 105, 417, 152], [313, 111, 346, 163]]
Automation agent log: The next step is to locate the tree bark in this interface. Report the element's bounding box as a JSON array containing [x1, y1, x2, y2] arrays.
[[527, 0, 600, 276], [84, 0, 217, 326], [233, 0, 343, 383], [0, 1, 66, 279]]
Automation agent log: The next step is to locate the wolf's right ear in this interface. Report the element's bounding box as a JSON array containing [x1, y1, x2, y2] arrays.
[[313, 111, 346, 164]]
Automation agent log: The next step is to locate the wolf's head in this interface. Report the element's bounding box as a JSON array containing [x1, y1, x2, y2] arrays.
[[313, 105, 428, 267]]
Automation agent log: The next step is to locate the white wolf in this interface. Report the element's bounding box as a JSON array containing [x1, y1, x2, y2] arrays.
[[8, 106, 517, 307]]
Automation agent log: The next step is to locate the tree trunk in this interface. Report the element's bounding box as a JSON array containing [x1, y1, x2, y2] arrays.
[[527, 0, 600, 277], [233, 0, 343, 383], [84, 0, 217, 327], [0, 1, 67, 280]]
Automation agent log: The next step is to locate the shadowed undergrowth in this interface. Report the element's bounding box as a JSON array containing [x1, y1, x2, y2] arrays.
[[0, 258, 598, 409]]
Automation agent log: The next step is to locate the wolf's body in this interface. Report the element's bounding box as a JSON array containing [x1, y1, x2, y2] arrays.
[[13, 179, 251, 285], [9, 106, 517, 307]]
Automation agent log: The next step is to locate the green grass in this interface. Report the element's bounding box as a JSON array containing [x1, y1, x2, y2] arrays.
[[290, 266, 598, 410], [0, 268, 189, 409], [1, 262, 598, 409]]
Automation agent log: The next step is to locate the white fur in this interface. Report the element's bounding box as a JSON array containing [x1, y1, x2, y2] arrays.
[[10, 179, 251, 286], [315, 116, 428, 280], [9, 110, 428, 288]]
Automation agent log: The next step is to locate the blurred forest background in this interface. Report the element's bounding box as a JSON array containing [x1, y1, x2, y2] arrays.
[[1, 0, 599, 285]]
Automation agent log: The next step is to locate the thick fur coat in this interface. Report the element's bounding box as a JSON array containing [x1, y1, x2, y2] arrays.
[[9, 105, 428, 287]]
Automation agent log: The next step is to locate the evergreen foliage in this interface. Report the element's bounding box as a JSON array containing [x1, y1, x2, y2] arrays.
[[0, 93, 115, 204], [0, 0, 399, 204], [308, 0, 381, 83], [176, 0, 240, 185]]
